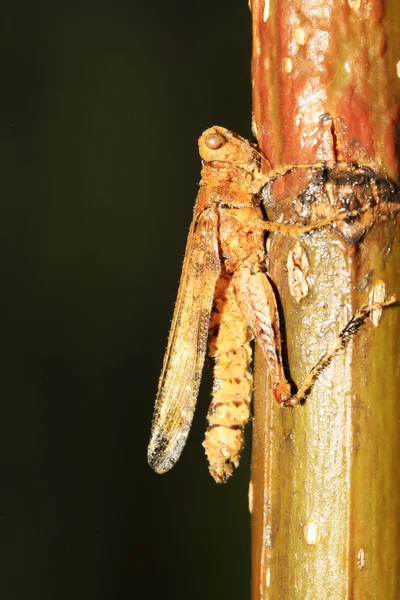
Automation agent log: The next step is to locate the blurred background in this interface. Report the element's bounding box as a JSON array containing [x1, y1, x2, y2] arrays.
[[0, 1, 255, 598]]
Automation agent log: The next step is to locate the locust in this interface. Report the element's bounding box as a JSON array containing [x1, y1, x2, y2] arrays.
[[147, 126, 396, 483]]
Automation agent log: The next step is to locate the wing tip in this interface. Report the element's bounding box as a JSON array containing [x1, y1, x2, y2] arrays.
[[147, 454, 171, 475], [147, 430, 180, 475]]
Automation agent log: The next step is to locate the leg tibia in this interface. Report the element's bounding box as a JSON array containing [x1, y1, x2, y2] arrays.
[[287, 295, 396, 406]]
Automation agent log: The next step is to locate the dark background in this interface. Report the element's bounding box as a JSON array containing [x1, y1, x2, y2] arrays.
[[0, 1, 255, 599]]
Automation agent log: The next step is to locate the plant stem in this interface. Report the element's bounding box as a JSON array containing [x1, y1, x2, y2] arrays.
[[250, 1, 400, 598]]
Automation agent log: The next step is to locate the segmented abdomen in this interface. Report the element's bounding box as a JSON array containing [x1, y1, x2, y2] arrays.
[[203, 274, 253, 482]]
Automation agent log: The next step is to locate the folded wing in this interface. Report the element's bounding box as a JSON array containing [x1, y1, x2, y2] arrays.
[[148, 206, 221, 473]]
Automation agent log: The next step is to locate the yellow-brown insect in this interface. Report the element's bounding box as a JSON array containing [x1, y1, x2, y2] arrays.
[[147, 126, 396, 483], [147, 126, 293, 482]]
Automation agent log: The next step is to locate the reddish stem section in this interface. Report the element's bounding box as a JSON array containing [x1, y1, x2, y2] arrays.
[[251, 0, 400, 181]]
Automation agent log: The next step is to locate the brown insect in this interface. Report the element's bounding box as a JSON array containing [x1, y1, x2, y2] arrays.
[[147, 126, 395, 482]]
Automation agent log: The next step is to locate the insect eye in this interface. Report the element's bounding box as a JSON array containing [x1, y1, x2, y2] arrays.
[[204, 132, 227, 150]]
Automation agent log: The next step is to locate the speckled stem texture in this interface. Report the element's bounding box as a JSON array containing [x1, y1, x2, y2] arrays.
[[250, 1, 400, 599]]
